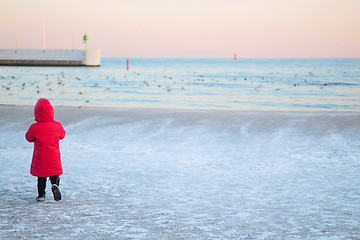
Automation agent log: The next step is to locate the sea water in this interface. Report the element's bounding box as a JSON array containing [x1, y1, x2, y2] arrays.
[[0, 59, 360, 239], [1, 58, 360, 111]]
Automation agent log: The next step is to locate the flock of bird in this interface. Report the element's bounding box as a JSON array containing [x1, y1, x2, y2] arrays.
[[1, 68, 334, 104]]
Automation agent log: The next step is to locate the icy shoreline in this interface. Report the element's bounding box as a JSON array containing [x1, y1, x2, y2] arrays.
[[1, 106, 359, 239]]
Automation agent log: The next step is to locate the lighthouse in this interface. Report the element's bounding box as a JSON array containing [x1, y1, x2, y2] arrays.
[[83, 33, 89, 50]]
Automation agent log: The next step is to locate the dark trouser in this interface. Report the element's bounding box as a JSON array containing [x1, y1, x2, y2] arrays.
[[37, 175, 60, 197]]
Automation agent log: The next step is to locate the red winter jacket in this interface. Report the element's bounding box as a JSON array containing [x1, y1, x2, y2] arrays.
[[25, 98, 66, 177]]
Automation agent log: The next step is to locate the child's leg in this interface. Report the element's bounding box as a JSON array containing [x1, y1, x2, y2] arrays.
[[37, 177, 46, 196], [49, 175, 60, 186], [50, 175, 61, 201], [37, 177, 47, 201]]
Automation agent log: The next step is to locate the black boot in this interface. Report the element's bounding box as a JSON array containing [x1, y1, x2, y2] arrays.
[[50, 175, 61, 201], [37, 177, 46, 202]]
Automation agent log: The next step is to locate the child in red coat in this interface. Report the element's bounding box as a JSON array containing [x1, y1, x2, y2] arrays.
[[25, 98, 66, 202]]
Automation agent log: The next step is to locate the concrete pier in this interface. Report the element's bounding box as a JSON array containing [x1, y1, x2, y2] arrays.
[[0, 49, 101, 66]]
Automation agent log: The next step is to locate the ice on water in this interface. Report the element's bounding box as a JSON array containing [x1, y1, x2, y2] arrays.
[[0, 106, 359, 239]]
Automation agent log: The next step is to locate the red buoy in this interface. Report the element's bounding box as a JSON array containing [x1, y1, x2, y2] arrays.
[[234, 53, 238, 61], [127, 59, 129, 71]]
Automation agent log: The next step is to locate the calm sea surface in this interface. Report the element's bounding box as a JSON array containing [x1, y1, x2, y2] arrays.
[[1, 58, 360, 111]]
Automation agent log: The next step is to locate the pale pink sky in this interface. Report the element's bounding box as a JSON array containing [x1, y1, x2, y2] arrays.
[[1, 0, 359, 58]]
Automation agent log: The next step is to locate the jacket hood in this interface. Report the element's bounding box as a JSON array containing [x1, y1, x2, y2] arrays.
[[34, 98, 54, 122]]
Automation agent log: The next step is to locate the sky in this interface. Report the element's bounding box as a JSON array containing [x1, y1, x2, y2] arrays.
[[1, 0, 360, 58]]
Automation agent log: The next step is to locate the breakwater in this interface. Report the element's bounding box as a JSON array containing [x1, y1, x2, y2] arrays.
[[0, 49, 101, 66]]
